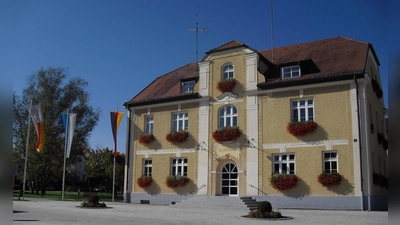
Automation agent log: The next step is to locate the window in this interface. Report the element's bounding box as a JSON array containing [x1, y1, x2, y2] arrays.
[[182, 80, 195, 93], [292, 99, 314, 121], [173, 112, 188, 131], [323, 152, 338, 173], [282, 65, 300, 79], [273, 154, 295, 175], [145, 116, 154, 134], [219, 105, 238, 128], [222, 64, 234, 80], [143, 159, 152, 176], [171, 158, 188, 176]]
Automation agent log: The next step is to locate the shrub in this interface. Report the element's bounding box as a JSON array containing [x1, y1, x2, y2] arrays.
[[136, 176, 153, 188], [81, 195, 107, 208], [165, 175, 189, 188], [318, 172, 342, 187], [270, 174, 298, 191], [258, 201, 272, 213], [247, 201, 282, 218]]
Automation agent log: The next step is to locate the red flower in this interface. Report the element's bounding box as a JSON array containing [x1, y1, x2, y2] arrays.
[[165, 175, 189, 188], [212, 126, 242, 143], [216, 79, 236, 93], [138, 133, 155, 144], [166, 131, 188, 144], [318, 172, 342, 187], [136, 176, 153, 188], [270, 174, 298, 191], [287, 121, 317, 137]]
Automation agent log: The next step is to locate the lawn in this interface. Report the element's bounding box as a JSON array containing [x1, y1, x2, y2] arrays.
[[13, 190, 123, 202]]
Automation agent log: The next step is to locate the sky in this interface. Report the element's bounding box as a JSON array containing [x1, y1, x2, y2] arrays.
[[5, 0, 388, 153]]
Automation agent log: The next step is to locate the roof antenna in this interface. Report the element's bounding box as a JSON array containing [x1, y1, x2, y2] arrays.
[[187, 14, 208, 62], [270, 0, 274, 61]]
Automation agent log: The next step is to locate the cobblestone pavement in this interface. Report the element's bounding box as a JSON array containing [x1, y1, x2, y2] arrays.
[[13, 198, 388, 225]]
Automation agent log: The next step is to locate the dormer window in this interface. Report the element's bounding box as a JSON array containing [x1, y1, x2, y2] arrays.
[[222, 64, 234, 80], [282, 65, 301, 79], [181, 80, 195, 93]]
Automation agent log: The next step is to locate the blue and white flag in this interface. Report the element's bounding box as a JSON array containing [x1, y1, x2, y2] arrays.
[[62, 113, 77, 158]]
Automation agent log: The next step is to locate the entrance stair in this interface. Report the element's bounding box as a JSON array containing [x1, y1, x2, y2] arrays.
[[170, 196, 258, 211]]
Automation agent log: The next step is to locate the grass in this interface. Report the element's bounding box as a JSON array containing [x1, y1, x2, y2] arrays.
[[13, 190, 123, 202]]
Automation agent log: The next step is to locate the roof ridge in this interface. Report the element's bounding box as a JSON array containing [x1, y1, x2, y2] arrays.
[[339, 36, 369, 44]]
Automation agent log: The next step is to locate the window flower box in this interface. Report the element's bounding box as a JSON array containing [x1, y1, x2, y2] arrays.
[[216, 78, 236, 93], [136, 176, 153, 188], [165, 175, 189, 188], [318, 172, 342, 187], [138, 133, 155, 144], [270, 174, 298, 191], [166, 131, 188, 144], [212, 126, 242, 143], [373, 173, 388, 189], [286, 121, 317, 137]]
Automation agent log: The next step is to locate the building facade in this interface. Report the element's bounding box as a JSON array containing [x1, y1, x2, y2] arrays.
[[123, 36, 388, 210]]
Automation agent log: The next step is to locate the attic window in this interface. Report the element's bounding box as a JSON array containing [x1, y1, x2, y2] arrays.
[[181, 80, 195, 93], [282, 65, 301, 79]]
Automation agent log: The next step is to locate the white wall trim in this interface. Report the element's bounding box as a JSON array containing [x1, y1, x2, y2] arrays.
[[245, 52, 258, 90], [197, 99, 209, 195], [198, 61, 210, 96], [136, 148, 196, 157], [350, 83, 362, 196], [246, 95, 259, 195], [262, 139, 349, 152]]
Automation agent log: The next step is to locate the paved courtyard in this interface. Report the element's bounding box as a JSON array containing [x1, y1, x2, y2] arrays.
[[13, 198, 388, 225]]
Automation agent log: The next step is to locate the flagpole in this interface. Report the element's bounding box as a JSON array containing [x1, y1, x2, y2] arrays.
[[22, 99, 32, 200], [62, 109, 69, 201], [112, 107, 117, 202]]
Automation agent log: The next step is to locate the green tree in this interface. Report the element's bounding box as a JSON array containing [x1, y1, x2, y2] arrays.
[[84, 147, 125, 193], [13, 67, 100, 195]]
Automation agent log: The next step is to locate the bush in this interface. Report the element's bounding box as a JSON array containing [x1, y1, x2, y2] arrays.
[[81, 195, 107, 208], [247, 201, 282, 218], [258, 201, 272, 213]]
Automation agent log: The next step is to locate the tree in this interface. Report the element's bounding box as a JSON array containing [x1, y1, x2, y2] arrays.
[[13, 67, 100, 195], [84, 147, 125, 193]]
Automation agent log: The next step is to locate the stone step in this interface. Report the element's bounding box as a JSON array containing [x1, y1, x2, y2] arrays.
[[170, 196, 258, 211]]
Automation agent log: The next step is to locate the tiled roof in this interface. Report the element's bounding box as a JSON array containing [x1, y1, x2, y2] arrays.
[[125, 36, 374, 106], [206, 40, 248, 54], [124, 62, 199, 106]]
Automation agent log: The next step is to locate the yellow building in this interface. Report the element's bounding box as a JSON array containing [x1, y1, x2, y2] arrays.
[[123, 36, 387, 210]]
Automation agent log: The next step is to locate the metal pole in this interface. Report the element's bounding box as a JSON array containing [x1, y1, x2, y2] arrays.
[[62, 109, 69, 201], [22, 99, 32, 200]]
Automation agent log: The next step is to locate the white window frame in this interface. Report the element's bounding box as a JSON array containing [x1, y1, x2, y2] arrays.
[[323, 151, 338, 173], [171, 158, 188, 176], [222, 64, 234, 80], [291, 99, 314, 121], [218, 105, 238, 129], [273, 154, 295, 175], [181, 80, 195, 93], [173, 112, 188, 131], [145, 116, 154, 134], [143, 159, 152, 176], [282, 65, 301, 79]]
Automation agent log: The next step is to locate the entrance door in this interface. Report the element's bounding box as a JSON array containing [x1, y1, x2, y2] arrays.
[[221, 162, 238, 196]]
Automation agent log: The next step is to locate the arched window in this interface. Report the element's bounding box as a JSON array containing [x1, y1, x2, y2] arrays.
[[219, 105, 238, 128], [222, 64, 234, 80]]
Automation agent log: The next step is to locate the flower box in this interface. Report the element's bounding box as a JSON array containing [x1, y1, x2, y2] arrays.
[[136, 176, 153, 188], [318, 172, 342, 187], [373, 173, 388, 189], [138, 133, 155, 144], [216, 78, 236, 93], [212, 126, 242, 143], [270, 174, 298, 191], [166, 131, 188, 144], [165, 175, 189, 188], [286, 121, 317, 137]]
